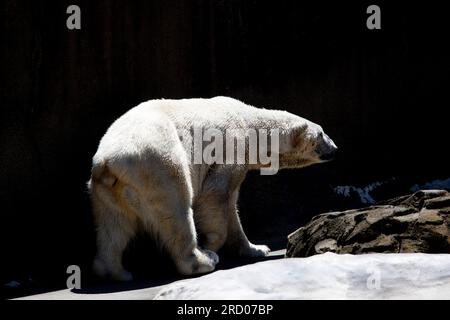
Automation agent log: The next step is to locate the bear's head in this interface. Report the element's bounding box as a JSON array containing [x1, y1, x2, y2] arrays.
[[279, 119, 338, 169]]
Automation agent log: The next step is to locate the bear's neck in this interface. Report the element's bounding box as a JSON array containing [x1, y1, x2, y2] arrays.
[[246, 108, 302, 132], [243, 108, 307, 172]]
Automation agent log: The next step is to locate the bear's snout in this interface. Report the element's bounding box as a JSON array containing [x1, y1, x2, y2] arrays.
[[316, 133, 338, 161]]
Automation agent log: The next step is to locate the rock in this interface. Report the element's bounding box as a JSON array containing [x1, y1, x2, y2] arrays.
[[286, 190, 450, 257]]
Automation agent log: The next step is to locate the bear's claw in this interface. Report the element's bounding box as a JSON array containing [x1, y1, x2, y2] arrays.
[[240, 243, 271, 257]]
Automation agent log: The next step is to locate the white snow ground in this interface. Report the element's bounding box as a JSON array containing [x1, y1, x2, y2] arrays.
[[334, 182, 384, 204], [155, 253, 450, 300], [17, 253, 450, 300], [411, 178, 450, 192], [334, 177, 450, 205]]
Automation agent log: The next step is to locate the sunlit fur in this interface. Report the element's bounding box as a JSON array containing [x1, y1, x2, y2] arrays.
[[88, 96, 336, 281]]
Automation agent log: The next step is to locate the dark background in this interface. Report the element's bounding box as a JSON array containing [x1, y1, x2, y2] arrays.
[[1, 0, 449, 297]]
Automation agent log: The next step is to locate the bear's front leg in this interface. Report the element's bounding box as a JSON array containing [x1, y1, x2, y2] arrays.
[[194, 166, 243, 252], [193, 192, 229, 252], [226, 188, 271, 257], [226, 167, 271, 257], [197, 166, 271, 257]]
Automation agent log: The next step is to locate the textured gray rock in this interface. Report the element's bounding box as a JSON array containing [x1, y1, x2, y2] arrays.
[[286, 190, 450, 257]]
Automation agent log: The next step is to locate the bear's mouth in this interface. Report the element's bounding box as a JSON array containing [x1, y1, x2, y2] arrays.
[[319, 150, 336, 161]]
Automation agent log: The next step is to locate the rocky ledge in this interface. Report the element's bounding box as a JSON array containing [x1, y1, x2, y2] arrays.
[[286, 189, 450, 257]]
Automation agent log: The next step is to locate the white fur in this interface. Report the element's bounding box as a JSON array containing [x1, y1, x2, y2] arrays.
[[89, 96, 335, 280]]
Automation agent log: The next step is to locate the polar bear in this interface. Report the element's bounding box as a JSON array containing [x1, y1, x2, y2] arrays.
[[88, 96, 337, 281]]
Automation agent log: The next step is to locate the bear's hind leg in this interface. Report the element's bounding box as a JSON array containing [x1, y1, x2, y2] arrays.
[[91, 179, 137, 281]]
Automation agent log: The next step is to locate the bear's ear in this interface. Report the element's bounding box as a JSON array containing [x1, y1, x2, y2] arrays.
[[291, 122, 309, 150]]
